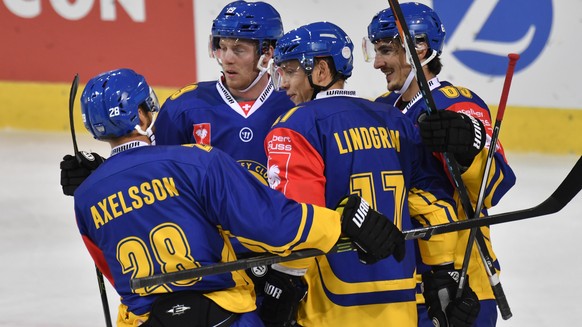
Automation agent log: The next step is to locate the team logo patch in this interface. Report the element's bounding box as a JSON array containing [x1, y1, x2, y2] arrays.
[[238, 160, 268, 185], [193, 123, 211, 145]]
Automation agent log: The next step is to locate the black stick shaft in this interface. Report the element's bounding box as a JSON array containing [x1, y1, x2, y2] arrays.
[[68, 74, 113, 327], [386, 0, 512, 318]]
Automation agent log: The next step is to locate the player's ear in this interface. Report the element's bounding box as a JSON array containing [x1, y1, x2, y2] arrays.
[[313, 59, 331, 84], [261, 44, 275, 64], [138, 107, 151, 131]]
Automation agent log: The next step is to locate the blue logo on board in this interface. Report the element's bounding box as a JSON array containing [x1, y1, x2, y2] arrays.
[[433, 0, 552, 75]]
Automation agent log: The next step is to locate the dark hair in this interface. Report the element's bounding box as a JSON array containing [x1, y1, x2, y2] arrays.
[[426, 54, 442, 75], [417, 36, 443, 75]]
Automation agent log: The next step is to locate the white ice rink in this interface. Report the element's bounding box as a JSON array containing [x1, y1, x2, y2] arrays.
[[0, 129, 580, 326]]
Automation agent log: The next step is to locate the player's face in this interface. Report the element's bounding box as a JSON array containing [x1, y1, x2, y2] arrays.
[[277, 60, 312, 105], [372, 39, 411, 91], [216, 38, 260, 90]]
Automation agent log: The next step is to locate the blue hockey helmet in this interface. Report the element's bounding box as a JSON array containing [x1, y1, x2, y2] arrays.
[[274, 21, 354, 78], [81, 68, 159, 140], [210, 1, 283, 53], [367, 2, 446, 55]]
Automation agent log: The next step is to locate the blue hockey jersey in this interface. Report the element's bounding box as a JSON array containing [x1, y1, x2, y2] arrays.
[[264, 89, 458, 326], [375, 77, 517, 300], [74, 143, 341, 317], [154, 78, 294, 185]]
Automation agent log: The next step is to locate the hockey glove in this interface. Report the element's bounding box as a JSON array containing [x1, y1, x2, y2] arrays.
[[337, 195, 405, 264], [418, 110, 486, 167], [60, 151, 105, 196], [422, 265, 480, 327], [259, 268, 307, 327]]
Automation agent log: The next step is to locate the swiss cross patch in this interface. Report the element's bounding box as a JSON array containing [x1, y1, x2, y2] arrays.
[[239, 100, 255, 116], [193, 123, 211, 145]]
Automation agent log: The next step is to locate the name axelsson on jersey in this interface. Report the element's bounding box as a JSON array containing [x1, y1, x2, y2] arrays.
[[334, 126, 400, 154], [89, 177, 179, 230]]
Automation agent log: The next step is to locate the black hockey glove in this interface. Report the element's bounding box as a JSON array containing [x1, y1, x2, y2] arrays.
[[60, 151, 105, 196], [259, 268, 307, 327], [337, 195, 405, 264], [418, 110, 486, 167], [246, 263, 270, 297], [422, 265, 480, 327]]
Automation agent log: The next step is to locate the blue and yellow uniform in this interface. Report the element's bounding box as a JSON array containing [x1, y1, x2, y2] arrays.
[[265, 90, 457, 326], [155, 78, 294, 185], [376, 76, 517, 324], [74, 143, 342, 326]]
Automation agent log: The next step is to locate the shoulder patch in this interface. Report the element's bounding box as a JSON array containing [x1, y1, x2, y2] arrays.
[[181, 143, 213, 152], [170, 83, 199, 101]]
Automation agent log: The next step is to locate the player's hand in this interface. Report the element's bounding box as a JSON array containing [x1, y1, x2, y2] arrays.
[[336, 195, 405, 264], [418, 110, 486, 167], [259, 268, 306, 327], [422, 266, 480, 327], [60, 151, 105, 196]]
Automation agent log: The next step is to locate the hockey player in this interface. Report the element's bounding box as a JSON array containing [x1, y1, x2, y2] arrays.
[[62, 1, 291, 191], [259, 21, 476, 327], [154, 0, 294, 185], [60, 0, 294, 296], [74, 68, 404, 327], [364, 3, 516, 326]]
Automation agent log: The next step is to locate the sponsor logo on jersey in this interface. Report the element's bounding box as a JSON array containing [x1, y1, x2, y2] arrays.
[[193, 123, 211, 145], [267, 135, 292, 152], [239, 127, 253, 143], [435, 0, 552, 75]]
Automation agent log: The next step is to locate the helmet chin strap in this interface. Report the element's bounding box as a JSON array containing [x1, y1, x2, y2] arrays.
[[237, 54, 271, 93], [307, 73, 342, 100], [135, 111, 158, 145], [395, 49, 438, 94]]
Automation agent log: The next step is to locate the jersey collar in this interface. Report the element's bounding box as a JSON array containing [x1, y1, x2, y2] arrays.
[[315, 89, 358, 100], [216, 77, 275, 118], [111, 141, 150, 156]]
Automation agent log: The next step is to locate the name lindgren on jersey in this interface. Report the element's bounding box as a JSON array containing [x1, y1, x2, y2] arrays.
[[154, 79, 294, 184], [265, 91, 457, 326]]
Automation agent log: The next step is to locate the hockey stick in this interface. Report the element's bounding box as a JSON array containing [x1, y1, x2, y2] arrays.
[[385, 0, 513, 319], [68, 74, 113, 327], [130, 155, 581, 290], [457, 53, 519, 305]]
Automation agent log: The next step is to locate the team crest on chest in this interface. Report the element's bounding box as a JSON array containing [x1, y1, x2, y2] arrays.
[[193, 123, 211, 145]]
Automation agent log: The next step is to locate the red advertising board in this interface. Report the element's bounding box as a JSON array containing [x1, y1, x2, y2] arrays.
[[0, 0, 197, 87]]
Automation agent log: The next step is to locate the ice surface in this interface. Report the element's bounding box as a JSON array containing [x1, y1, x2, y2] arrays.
[[0, 130, 579, 326]]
